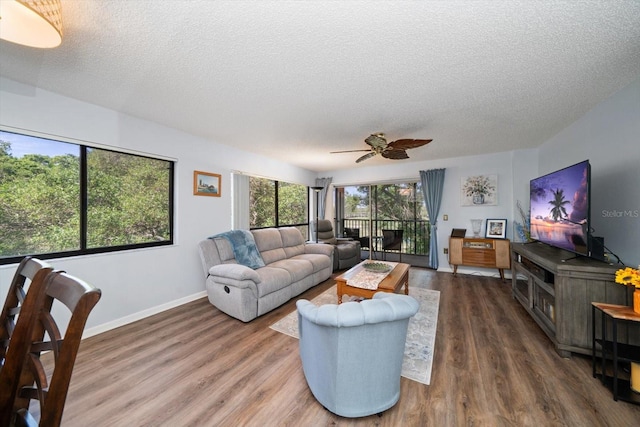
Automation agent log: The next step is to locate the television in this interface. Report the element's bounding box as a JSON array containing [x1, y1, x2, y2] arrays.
[[529, 160, 591, 257]]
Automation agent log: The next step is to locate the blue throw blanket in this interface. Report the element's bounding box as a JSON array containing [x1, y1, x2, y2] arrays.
[[210, 230, 265, 270]]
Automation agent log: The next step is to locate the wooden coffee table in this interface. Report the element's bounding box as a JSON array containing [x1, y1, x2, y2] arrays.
[[336, 261, 410, 303]]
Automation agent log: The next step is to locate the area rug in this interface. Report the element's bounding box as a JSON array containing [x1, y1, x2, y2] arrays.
[[269, 286, 440, 385]]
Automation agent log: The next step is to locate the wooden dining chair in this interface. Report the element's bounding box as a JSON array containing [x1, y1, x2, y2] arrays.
[[0, 264, 52, 427], [0, 270, 101, 427], [0, 257, 53, 368]]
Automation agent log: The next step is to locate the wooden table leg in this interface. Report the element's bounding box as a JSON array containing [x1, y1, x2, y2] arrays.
[[401, 271, 409, 295]]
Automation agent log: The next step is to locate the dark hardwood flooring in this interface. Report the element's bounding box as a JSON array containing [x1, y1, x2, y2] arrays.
[[48, 269, 640, 426]]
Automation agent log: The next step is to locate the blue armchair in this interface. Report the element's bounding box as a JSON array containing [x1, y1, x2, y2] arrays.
[[296, 292, 419, 418]]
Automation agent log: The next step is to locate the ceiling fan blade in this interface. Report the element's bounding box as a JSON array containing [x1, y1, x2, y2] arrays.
[[330, 149, 372, 153], [364, 133, 388, 149], [382, 149, 410, 160], [355, 152, 378, 163], [388, 139, 432, 150]]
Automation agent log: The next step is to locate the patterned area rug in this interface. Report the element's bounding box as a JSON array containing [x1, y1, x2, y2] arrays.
[[269, 285, 440, 385]]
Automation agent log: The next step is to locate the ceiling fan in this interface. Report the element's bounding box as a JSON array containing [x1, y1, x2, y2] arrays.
[[331, 133, 432, 163]]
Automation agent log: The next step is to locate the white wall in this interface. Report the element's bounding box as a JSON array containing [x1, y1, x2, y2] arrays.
[[537, 76, 640, 267], [1, 74, 637, 334], [0, 77, 317, 336], [321, 76, 640, 272]]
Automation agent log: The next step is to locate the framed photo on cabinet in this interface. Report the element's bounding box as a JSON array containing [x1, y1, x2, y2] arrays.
[[485, 219, 507, 239]]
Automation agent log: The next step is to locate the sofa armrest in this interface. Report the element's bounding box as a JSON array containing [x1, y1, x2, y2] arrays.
[[208, 264, 261, 284], [336, 237, 354, 243], [304, 243, 334, 258]]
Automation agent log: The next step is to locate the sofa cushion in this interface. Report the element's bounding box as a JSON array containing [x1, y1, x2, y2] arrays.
[[255, 267, 294, 297], [269, 259, 314, 283], [280, 227, 307, 258], [211, 237, 237, 264], [252, 228, 288, 264], [315, 219, 336, 242], [292, 254, 332, 273]]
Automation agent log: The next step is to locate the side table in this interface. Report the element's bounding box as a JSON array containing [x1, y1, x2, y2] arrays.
[[591, 302, 640, 405]]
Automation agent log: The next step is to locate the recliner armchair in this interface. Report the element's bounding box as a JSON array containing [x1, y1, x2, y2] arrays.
[[296, 292, 420, 418], [314, 219, 360, 270]]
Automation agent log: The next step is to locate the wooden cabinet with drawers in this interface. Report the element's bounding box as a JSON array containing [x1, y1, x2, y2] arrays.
[[449, 237, 511, 281]]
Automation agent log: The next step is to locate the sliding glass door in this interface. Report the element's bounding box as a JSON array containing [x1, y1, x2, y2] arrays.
[[336, 182, 430, 258]]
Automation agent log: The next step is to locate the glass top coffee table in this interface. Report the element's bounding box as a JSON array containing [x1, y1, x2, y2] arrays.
[[335, 260, 410, 304]]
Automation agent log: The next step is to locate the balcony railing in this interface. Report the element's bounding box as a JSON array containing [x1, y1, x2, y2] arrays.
[[340, 219, 430, 256]]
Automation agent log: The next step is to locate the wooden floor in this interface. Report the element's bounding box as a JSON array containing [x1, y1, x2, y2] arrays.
[[50, 269, 639, 426]]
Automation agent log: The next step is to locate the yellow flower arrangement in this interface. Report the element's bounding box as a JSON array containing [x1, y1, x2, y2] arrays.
[[615, 266, 640, 289]]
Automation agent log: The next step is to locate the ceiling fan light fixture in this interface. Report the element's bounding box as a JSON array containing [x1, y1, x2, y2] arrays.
[[0, 0, 63, 48]]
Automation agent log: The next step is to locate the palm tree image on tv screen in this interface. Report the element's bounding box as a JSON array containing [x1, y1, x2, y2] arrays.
[[529, 160, 590, 255]]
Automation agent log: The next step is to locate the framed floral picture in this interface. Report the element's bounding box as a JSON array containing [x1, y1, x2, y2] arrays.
[[194, 170, 221, 197], [486, 219, 507, 239], [461, 174, 497, 206]]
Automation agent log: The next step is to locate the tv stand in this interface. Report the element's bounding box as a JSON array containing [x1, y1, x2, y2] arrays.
[[511, 242, 633, 357]]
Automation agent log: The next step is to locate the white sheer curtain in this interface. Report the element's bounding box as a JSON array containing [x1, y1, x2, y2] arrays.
[[232, 173, 250, 230]]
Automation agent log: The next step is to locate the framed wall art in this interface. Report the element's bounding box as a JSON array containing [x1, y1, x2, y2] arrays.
[[485, 219, 507, 239], [461, 174, 497, 206], [194, 170, 221, 197]]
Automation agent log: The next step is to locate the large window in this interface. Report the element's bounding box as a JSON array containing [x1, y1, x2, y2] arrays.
[[0, 130, 174, 264], [249, 176, 309, 237], [339, 182, 430, 256]]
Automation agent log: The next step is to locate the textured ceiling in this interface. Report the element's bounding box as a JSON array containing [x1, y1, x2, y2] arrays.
[[1, 1, 639, 172]]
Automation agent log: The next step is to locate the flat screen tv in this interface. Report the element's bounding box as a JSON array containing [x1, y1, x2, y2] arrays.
[[529, 160, 591, 257]]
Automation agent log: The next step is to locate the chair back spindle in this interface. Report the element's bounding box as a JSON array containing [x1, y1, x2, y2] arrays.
[[0, 257, 52, 368], [0, 270, 101, 427]]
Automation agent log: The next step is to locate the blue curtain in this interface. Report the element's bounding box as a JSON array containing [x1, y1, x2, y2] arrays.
[[420, 169, 446, 269], [315, 177, 332, 219]]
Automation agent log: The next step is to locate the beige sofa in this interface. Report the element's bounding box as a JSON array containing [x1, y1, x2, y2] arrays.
[[198, 227, 333, 322]]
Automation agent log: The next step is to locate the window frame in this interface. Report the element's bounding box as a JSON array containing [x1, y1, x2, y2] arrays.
[[248, 176, 310, 234], [336, 181, 430, 256], [0, 129, 175, 265]]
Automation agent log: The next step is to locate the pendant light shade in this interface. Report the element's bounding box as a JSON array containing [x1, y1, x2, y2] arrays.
[[0, 0, 63, 48]]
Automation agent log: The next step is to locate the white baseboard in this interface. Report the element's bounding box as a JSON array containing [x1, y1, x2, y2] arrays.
[[437, 266, 513, 280], [83, 291, 208, 339]]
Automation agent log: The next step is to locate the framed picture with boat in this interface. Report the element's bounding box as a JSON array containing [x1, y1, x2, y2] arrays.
[[194, 170, 221, 197]]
